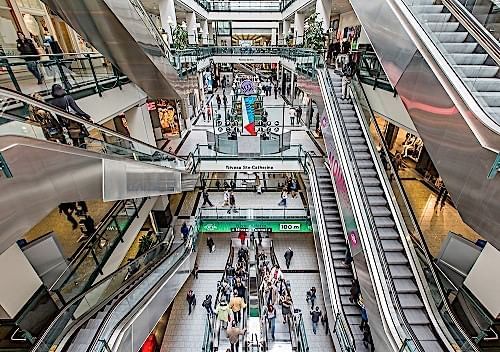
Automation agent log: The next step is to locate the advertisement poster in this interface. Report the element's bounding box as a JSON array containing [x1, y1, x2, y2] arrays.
[[320, 113, 362, 256], [148, 99, 180, 138]]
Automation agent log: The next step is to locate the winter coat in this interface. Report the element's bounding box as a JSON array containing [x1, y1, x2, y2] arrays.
[[229, 296, 246, 312], [216, 303, 231, 322], [226, 326, 245, 344]]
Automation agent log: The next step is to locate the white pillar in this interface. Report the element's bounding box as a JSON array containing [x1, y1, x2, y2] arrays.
[[208, 22, 215, 45], [294, 12, 305, 45], [186, 12, 197, 45], [202, 20, 209, 45], [271, 28, 277, 46], [125, 103, 156, 147], [159, 0, 177, 44], [283, 20, 290, 42], [199, 71, 206, 107], [315, 0, 331, 33]]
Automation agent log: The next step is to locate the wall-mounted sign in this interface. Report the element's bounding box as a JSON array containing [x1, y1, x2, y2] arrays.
[[199, 220, 312, 233], [199, 159, 303, 172]]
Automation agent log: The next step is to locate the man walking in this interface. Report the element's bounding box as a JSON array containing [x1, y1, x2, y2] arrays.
[[310, 307, 322, 334], [284, 247, 293, 269], [202, 188, 214, 207], [227, 191, 238, 214], [226, 321, 246, 352], [202, 294, 214, 316], [186, 290, 196, 315], [16, 31, 43, 84]]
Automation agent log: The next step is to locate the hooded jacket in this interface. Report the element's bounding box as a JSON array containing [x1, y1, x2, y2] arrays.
[[226, 326, 246, 344], [216, 302, 231, 322], [50, 85, 90, 122]]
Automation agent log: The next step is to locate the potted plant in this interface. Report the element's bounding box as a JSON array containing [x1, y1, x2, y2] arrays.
[[172, 24, 188, 51], [137, 231, 157, 258], [304, 13, 325, 51]]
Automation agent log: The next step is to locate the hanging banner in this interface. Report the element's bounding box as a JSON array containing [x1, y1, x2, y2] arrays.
[[320, 113, 362, 256], [199, 220, 312, 233]]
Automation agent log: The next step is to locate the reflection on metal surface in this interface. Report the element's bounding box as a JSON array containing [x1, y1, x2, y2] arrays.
[[350, 0, 500, 250], [0, 136, 181, 253]]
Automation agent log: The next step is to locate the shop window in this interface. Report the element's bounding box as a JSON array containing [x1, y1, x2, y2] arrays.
[[0, 7, 18, 55]]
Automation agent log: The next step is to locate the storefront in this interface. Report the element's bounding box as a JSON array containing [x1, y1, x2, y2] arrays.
[[147, 98, 183, 142], [0, 0, 20, 55]]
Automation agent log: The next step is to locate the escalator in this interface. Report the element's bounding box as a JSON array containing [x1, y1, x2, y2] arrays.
[[32, 222, 198, 352], [317, 69, 454, 351], [349, 0, 500, 249], [40, 0, 198, 99], [0, 87, 196, 253]]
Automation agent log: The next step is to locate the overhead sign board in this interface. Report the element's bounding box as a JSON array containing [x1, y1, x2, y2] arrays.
[[199, 220, 312, 233], [199, 159, 303, 172]]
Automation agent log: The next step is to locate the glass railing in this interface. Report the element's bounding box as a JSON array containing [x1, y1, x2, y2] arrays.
[[295, 314, 309, 352], [0, 53, 127, 99], [190, 0, 297, 11], [193, 143, 305, 159], [32, 221, 197, 352], [49, 198, 146, 304], [358, 52, 394, 92], [457, 0, 500, 42], [402, 0, 500, 126], [0, 88, 188, 170], [350, 74, 482, 351], [321, 69, 424, 351], [202, 314, 214, 351], [199, 207, 309, 219]]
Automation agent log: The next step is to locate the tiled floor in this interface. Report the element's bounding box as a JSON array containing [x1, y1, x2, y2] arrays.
[[23, 200, 114, 258]]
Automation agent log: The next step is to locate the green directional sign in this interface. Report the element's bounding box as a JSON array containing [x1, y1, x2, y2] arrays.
[[199, 220, 312, 233]]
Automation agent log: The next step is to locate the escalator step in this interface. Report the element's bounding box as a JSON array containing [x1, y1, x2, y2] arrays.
[[343, 305, 361, 315], [450, 53, 488, 65], [465, 77, 500, 91], [362, 177, 380, 186], [410, 4, 444, 13], [412, 325, 438, 341], [371, 206, 391, 216], [403, 308, 430, 325], [353, 144, 369, 152], [356, 160, 374, 169], [456, 65, 499, 78], [355, 152, 372, 160], [365, 186, 383, 196], [393, 278, 418, 293], [398, 293, 424, 308], [350, 137, 366, 145], [426, 22, 459, 32], [442, 42, 478, 54], [338, 277, 354, 286], [434, 31, 468, 43], [367, 195, 387, 206], [420, 340, 444, 351], [345, 122, 361, 129], [341, 110, 357, 117], [377, 228, 399, 239], [389, 264, 414, 278], [381, 239, 404, 251], [386, 252, 408, 264], [373, 215, 394, 226], [418, 13, 451, 22], [347, 129, 363, 137]]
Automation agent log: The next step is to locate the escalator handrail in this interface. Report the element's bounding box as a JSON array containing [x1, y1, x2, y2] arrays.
[[89, 231, 198, 352], [0, 86, 187, 163], [389, 0, 500, 147], [301, 152, 356, 350], [31, 227, 179, 351], [255, 239, 269, 350], [320, 69, 425, 352], [351, 74, 481, 351]]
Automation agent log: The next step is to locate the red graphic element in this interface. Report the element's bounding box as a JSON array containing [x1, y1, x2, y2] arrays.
[[146, 101, 156, 111], [349, 232, 358, 246], [244, 122, 256, 136]]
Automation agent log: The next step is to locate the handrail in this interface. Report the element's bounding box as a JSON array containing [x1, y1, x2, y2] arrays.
[[0, 86, 186, 163], [255, 239, 269, 351], [351, 73, 481, 351], [320, 69, 425, 351], [301, 152, 356, 350], [31, 225, 181, 352]]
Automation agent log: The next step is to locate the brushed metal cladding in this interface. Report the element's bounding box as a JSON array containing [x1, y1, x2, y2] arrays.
[[0, 136, 182, 253], [350, 0, 500, 249], [350, 0, 418, 86], [115, 252, 195, 352], [40, 0, 192, 99]]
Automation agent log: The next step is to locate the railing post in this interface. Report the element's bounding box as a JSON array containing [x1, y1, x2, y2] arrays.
[[1, 59, 22, 92], [86, 54, 103, 97], [112, 64, 123, 90], [55, 55, 71, 92], [132, 198, 139, 218], [90, 247, 103, 275], [114, 216, 124, 242]]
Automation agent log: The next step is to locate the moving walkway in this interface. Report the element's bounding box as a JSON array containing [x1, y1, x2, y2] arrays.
[[349, 0, 500, 249]]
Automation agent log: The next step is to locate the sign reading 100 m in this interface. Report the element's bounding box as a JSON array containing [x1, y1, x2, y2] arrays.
[[199, 220, 311, 233]]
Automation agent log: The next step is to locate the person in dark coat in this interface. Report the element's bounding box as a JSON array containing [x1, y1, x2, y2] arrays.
[[186, 290, 196, 315], [16, 31, 42, 83], [50, 84, 91, 148], [284, 247, 293, 269]]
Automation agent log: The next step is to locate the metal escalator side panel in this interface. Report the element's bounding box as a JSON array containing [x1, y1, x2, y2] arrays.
[[41, 0, 181, 99], [350, 0, 500, 251]]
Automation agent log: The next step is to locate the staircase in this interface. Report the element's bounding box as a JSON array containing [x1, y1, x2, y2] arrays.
[[314, 160, 368, 351], [328, 71, 445, 351], [405, 0, 500, 119]]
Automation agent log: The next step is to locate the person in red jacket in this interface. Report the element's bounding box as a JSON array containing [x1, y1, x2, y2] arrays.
[[238, 231, 246, 246]]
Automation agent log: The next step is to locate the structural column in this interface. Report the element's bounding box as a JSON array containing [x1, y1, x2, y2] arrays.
[[315, 0, 331, 33], [186, 12, 197, 45], [159, 0, 177, 44], [271, 28, 277, 46], [282, 20, 290, 44], [208, 22, 215, 45], [201, 20, 209, 45], [294, 12, 305, 45], [125, 102, 156, 148]]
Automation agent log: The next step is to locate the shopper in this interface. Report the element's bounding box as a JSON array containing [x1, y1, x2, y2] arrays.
[[30, 92, 66, 143], [278, 188, 288, 207], [360, 304, 368, 330], [202, 188, 214, 207], [436, 184, 448, 209], [238, 230, 246, 246], [363, 325, 375, 351], [227, 191, 238, 214], [78, 214, 95, 242], [343, 246, 353, 266], [186, 290, 196, 315], [281, 295, 292, 324], [181, 222, 190, 241], [341, 55, 356, 100], [50, 84, 91, 148], [223, 94, 228, 110], [216, 299, 231, 329], [284, 247, 294, 269], [58, 202, 78, 229], [216, 94, 222, 110], [310, 306, 323, 335], [296, 105, 302, 125], [349, 279, 361, 304], [223, 189, 230, 206], [202, 294, 214, 316], [255, 174, 262, 194], [306, 287, 317, 310], [207, 236, 215, 253], [229, 291, 246, 325], [267, 304, 277, 340], [226, 320, 246, 352], [289, 107, 296, 126], [235, 281, 246, 299], [16, 31, 43, 84], [226, 264, 236, 286]]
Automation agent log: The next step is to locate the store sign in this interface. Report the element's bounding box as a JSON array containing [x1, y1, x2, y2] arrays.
[[320, 113, 363, 256], [199, 220, 312, 233], [199, 159, 303, 172]]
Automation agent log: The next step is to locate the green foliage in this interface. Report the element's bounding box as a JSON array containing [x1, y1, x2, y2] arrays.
[[137, 232, 157, 257], [172, 25, 188, 50], [304, 13, 325, 51]]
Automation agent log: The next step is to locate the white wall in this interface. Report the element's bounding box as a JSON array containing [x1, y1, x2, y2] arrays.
[[125, 102, 156, 146], [76, 83, 148, 125], [361, 83, 418, 134], [464, 243, 500, 318], [0, 244, 42, 318]]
